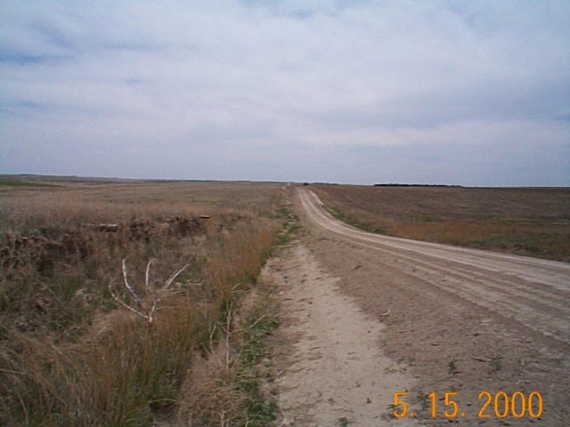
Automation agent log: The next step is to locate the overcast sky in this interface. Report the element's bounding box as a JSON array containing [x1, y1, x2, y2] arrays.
[[1, 0, 569, 185]]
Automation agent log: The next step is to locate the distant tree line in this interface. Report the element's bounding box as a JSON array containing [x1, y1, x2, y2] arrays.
[[373, 183, 463, 188]]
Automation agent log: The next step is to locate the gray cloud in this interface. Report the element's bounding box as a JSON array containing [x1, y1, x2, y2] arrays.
[[1, 0, 569, 185]]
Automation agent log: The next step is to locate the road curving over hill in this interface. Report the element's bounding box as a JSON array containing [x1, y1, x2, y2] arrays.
[[270, 187, 569, 425], [299, 188, 570, 346]]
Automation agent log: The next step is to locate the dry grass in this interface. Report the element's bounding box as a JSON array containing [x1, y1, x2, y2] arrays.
[[177, 285, 280, 426], [311, 185, 570, 262], [0, 179, 285, 426]]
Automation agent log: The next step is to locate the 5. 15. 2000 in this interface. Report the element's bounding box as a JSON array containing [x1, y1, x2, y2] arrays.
[[392, 391, 543, 419]]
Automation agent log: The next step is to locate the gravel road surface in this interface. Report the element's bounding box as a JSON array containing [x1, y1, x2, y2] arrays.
[[299, 189, 570, 346]]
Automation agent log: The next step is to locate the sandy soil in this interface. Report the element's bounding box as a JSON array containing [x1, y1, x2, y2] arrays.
[[266, 244, 419, 426], [269, 188, 569, 426]]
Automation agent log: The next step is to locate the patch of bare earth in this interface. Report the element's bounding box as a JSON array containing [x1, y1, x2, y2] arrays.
[[266, 244, 419, 426]]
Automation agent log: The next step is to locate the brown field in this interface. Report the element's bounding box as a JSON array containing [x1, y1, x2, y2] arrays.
[[0, 177, 288, 426], [310, 184, 570, 262]]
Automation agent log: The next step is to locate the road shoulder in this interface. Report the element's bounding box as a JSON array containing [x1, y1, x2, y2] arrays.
[[265, 242, 419, 426]]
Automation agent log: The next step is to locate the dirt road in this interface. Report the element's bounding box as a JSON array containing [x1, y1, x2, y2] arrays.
[[299, 189, 570, 346], [271, 188, 570, 426]]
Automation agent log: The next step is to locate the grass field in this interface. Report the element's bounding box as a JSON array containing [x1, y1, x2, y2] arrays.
[[0, 177, 59, 188], [0, 177, 289, 426], [311, 184, 570, 262]]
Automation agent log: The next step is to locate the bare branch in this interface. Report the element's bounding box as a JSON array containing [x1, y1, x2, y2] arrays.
[[145, 259, 155, 290], [148, 299, 159, 324], [110, 259, 189, 326], [109, 283, 149, 321], [122, 258, 143, 306], [164, 263, 189, 290]]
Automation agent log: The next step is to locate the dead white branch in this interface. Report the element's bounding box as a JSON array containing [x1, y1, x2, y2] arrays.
[[145, 258, 154, 291], [109, 258, 189, 325], [122, 259, 142, 306], [165, 263, 190, 290]]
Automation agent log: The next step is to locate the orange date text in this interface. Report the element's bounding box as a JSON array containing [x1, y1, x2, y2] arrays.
[[391, 391, 543, 419]]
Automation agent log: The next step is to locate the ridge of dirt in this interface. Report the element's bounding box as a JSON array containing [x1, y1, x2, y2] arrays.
[[266, 244, 419, 426]]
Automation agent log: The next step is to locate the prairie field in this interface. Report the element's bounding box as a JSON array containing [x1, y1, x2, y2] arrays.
[[311, 184, 570, 262], [0, 177, 288, 426]]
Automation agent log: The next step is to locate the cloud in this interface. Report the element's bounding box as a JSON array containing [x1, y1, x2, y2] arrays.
[[1, 0, 569, 185]]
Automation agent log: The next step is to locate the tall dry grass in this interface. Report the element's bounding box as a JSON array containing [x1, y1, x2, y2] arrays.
[[0, 183, 283, 426]]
